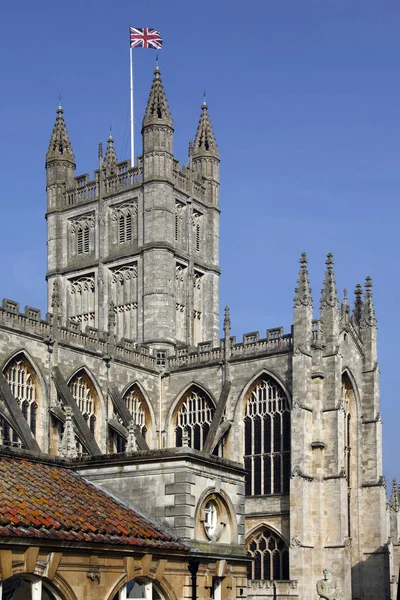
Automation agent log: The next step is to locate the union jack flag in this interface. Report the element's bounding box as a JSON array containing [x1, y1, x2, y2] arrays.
[[129, 27, 163, 50]]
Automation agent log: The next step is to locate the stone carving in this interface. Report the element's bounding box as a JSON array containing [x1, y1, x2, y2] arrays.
[[316, 569, 343, 600]]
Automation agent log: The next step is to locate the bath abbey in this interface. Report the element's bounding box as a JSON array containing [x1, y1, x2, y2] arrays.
[[0, 66, 399, 599]]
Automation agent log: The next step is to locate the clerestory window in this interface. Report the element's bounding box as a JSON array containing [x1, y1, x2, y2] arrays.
[[244, 376, 290, 496], [175, 387, 214, 451]]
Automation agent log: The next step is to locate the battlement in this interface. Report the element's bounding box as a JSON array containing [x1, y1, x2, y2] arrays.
[[0, 298, 293, 371], [62, 157, 207, 210]]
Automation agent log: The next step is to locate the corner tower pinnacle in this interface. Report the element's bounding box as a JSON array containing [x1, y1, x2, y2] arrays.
[[46, 103, 75, 165], [191, 98, 220, 204], [192, 98, 219, 159], [142, 66, 173, 128], [142, 66, 174, 174], [46, 103, 76, 211]]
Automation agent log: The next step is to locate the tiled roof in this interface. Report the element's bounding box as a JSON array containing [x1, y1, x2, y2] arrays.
[[0, 453, 187, 550]]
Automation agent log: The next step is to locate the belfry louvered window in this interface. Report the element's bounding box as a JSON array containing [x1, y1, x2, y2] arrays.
[[118, 211, 132, 243], [175, 387, 214, 450], [247, 527, 289, 581], [77, 223, 90, 255], [244, 376, 290, 496]]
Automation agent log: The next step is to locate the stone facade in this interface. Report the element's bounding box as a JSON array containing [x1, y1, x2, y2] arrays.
[[0, 66, 397, 599]]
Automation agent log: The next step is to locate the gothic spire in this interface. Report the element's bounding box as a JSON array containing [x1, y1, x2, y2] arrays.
[[352, 284, 363, 325], [361, 276, 377, 327], [142, 66, 173, 128], [320, 253, 339, 310], [103, 130, 118, 172], [294, 253, 313, 308], [192, 98, 219, 159], [46, 103, 75, 164]]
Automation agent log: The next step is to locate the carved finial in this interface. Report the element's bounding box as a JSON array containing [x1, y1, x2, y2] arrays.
[[108, 300, 116, 331], [126, 420, 138, 453], [104, 130, 118, 171], [352, 284, 363, 325], [59, 407, 78, 459], [294, 253, 313, 308], [98, 142, 103, 160], [341, 288, 350, 321], [58, 94, 62, 110], [361, 276, 377, 328], [320, 253, 338, 310], [182, 427, 189, 448], [224, 305, 231, 337], [51, 278, 61, 311], [391, 479, 399, 511]]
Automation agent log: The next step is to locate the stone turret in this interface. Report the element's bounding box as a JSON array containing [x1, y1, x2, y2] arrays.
[[46, 102, 76, 210], [103, 130, 117, 175], [142, 65, 174, 178]]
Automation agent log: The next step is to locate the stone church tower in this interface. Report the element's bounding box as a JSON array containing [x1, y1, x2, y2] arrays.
[[0, 66, 397, 599], [46, 67, 220, 351]]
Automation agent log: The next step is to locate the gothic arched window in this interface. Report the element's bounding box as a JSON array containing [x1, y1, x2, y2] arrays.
[[175, 386, 214, 450], [342, 372, 358, 538], [124, 385, 148, 438], [247, 527, 289, 581], [3, 355, 39, 445], [244, 376, 290, 496], [68, 370, 99, 453]]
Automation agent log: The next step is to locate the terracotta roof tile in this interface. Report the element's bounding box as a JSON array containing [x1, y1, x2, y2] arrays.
[[0, 454, 187, 551]]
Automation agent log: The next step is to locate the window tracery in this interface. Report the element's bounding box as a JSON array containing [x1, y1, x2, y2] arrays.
[[246, 527, 289, 581], [244, 376, 290, 496], [109, 263, 138, 340], [193, 270, 203, 345], [176, 263, 187, 342], [68, 370, 98, 453], [175, 201, 185, 244], [70, 214, 95, 256], [175, 387, 214, 451], [111, 200, 137, 245], [69, 274, 96, 329], [2, 356, 39, 446]]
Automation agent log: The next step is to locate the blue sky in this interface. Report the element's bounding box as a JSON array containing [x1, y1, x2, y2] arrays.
[[0, 1, 399, 480]]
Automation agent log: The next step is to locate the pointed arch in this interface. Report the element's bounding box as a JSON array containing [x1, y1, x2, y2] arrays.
[[1, 350, 46, 447], [341, 368, 361, 539], [246, 523, 289, 582], [65, 366, 104, 449], [169, 382, 217, 451], [242, 371, 291, 496], [341, 367, 361, 416], [233, 368, 292, 422]]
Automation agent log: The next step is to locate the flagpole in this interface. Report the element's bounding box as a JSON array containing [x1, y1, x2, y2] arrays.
[[130, 45, 134, 167]]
